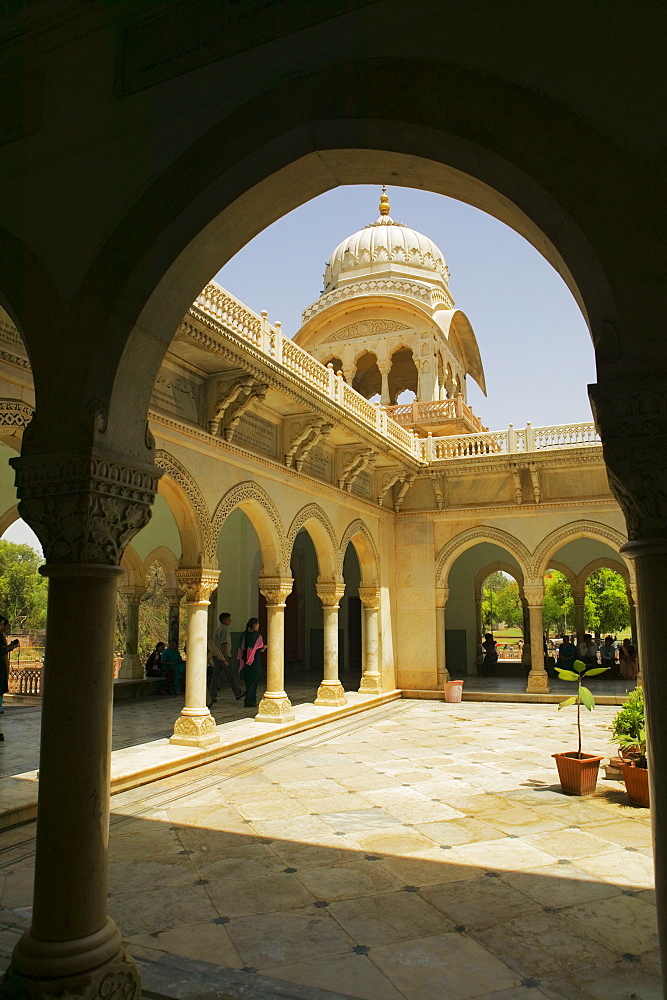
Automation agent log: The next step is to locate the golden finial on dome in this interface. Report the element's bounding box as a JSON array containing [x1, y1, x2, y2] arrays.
[[379, 185, 390, 216]]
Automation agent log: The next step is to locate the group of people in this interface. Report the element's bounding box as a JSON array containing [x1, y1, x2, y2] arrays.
[[145, 613, 267, 709], [0, 616, 20, 743], [480, 630, 639, 682], [555, 633, 639, 680]]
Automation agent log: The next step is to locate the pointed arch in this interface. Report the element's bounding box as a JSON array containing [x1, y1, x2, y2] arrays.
[[473, 560, 525, 600], [338, 518, 380, 587], [120, 543, 145, 588], [212, 481, 285, 577], [287, 504, 337, 582], [0, 505, 19, 540], [436, 526, 532, 587], [574, 555, 631, 590], [529, 520, 629, 580], [155, 449, 213, 566], [141, 545, 179, 590]]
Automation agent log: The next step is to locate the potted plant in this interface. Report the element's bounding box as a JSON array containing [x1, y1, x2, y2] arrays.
[[610, 688, 649, 808], [553, 658, 609, 795]]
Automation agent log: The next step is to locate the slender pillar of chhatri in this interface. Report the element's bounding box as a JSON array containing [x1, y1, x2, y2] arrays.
[[256, 577, 295, 723], [315, 582, 347, 706], [524, 583, 550, 694], [170, 567, 221, 748]]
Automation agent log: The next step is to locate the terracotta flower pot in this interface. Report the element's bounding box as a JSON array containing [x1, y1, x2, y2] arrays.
[[553, 751, 603, 796], [620, 761, 650, 808]]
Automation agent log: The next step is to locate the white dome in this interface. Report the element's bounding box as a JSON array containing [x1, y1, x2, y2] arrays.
[[323, 190, 450, 293]]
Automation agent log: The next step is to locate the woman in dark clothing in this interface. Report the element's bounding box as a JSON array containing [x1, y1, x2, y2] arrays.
[[237, 617, 266, 708], [481, 632, 498, 676], [0, 616, 20, 742]]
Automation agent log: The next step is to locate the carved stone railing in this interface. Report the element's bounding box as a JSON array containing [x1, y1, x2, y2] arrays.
[[384, 397, 486, 433], [193, 283, 422, 459], [8, 659, 43, 696], [423, 421, 601, 461]]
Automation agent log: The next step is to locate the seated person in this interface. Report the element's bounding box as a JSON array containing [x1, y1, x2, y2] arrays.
[[160, 639, 186, 694], [145, 641, 165, 677], [578, 633, 598, 669]]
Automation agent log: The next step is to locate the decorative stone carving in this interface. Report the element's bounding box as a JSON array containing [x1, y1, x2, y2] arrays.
[[358, 587, 381, 610], [285, 418, 333, 470], [359, 673, 383, 693], [176, 568, 219, 603], [522, 583, 544, 606], [323, 319, 410, 343], [589, 377, 667, 544], [10, 451, 161, 565], [435, 586, 449, 610], [255, 695, 293, 719], [0, 398, 33, 428], [155, 450, 215, 564], [316, 582, 346, 607], [314, 681, 347, 704], [336, 519, 380, 582], [338, 448, 377, 492], [258, 577, 293, 606], [2, 946, 140, 1000], [393, 472, 415, 513], [529, 464, 541, 504], [287, 504, 337, 560], [208, 375, 268, 442], [511, 465, 523, 505], [430, 474, 445, 511], [172, 713, 217, 738], [211, 480, 286, 569]]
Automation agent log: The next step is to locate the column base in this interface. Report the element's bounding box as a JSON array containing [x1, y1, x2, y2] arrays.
[[170, 710, 220, 747], [118, 653, 143, 679], [255, 692, 294, 723], [1, 925, 139, 1000], [359, 673, 383, 694], [314, 681, 347, 706], [437, 670, 451, 687], [526, 670, 550, 694]]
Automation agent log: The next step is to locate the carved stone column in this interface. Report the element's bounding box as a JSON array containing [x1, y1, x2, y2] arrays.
[[170, 568, 220, 748], [521, 600, 531, 667], [358, 587, 382, 693], [118, 586, 145, 678], [256, 577, 294, 723], [163, 588, 183, 646], [524, 583, 549, 693], [315, 582, 347, 706], [435, 587, 450, 687], [572, 590, 586, 644], [377, 360, 391, 406], [590, 375, 667, 974], [2, 450, 160, 1000]]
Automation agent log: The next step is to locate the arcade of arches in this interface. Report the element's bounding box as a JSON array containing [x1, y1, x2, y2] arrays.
[[0, 4, 665, 999]]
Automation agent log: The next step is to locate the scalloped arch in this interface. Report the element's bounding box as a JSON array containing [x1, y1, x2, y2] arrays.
[[120, 543, 145, 587], [529, 520, 629, 579], [212, 481, 285, 576], [287, 503, 338, 581], [155, 450, 213, 565], [436, 526, 532, 586], [338, 518, 380, 586]]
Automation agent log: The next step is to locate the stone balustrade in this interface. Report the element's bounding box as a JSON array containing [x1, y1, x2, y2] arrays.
[[423, 421, 601, 461]]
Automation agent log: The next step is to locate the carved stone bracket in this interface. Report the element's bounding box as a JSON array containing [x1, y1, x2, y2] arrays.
[[393, 472, 415, 513], [208, 375, 268, 442], [529, 464, 541, 504], [316, 582, 346, 607], [511, 464, 524, 505], [285, 418, 333, 470], [259, 576, 293, 606], [358, 587, 381, 610], [589, 376, 667, 546], [9, 450, 161, 565], [0, 398, 33, 429], [430, 473, 445, 511], [176, 568, 220, 604], [338, 448, 377, 492], [435, 586, 450, 610]]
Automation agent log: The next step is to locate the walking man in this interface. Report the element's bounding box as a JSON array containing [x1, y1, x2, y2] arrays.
[[209, 612, 244, 701]]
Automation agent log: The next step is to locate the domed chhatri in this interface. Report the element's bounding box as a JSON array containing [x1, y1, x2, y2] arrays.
[[294, 188, 486, 437], [323, 186, 451, 294]]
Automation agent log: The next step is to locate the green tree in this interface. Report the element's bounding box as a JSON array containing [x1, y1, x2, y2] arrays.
[[481, 574, 523, 631], [0, 540, 48, 629], [585, 568, 629, 634], [542, 570, 573, 634]]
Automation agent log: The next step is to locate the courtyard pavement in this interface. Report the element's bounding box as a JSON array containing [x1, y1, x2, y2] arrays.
[[0, 699, 660, 1000]]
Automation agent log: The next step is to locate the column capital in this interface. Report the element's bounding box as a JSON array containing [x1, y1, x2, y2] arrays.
[[359, 587, 381, 610], [571, 589, 586, 604], [259, 576, 293, 605], [162, 587, 184, 605], [316, 582, 346, 607], [118, 586, 146, 605], [376, 360, 391, 375], [10, 449, 161, 565], [589, 375, 667, 546], [176, 567, 219, 603], [435, 586, 449, 609], [523, 583, 544, 606]]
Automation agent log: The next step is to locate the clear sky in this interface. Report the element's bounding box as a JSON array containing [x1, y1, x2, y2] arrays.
[[216, 184, 596, 431], [5, 184, 597, 558]]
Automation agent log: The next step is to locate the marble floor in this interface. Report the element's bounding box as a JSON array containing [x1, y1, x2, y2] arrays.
[[0, 700, 660, 1000]]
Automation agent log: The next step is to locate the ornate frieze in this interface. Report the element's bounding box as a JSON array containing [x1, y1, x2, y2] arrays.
[[322, 319, 410, 344], [0, 399, 33, 428], [589, 377, 667, 544], [10, 451, 161, 565]]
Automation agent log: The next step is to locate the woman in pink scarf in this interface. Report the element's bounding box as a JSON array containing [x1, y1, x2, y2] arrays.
[[237, 617, 266, 708]]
